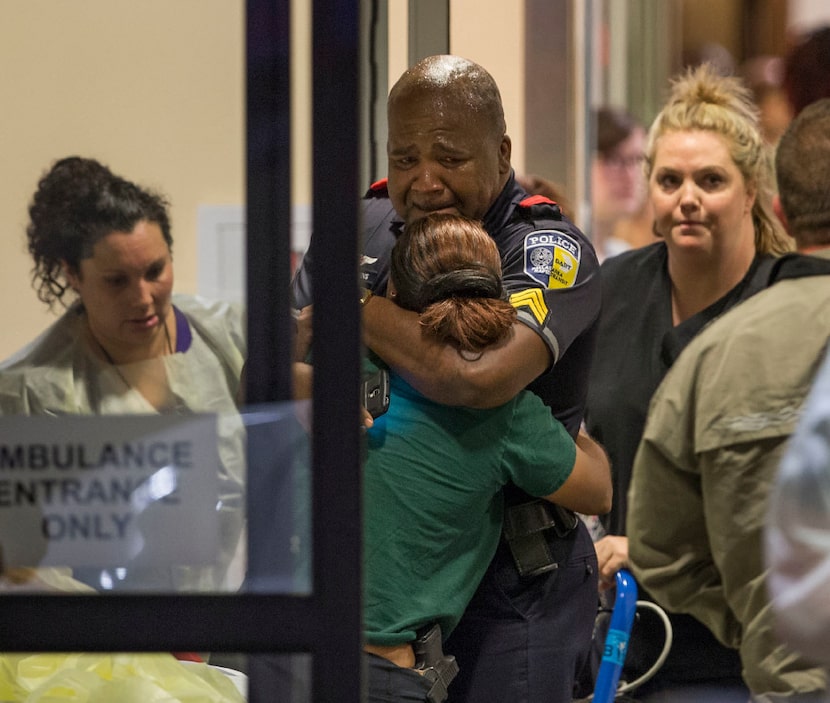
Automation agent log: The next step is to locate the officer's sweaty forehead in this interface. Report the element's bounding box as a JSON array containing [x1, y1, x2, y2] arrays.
[[415, 55, 477, 86], [389, 55, 506, 139]]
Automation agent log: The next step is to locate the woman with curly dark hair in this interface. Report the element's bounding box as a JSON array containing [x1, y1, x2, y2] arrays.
[[0, 156, 246, 594]]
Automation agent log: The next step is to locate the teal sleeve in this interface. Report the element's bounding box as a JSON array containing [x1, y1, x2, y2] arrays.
[[501, 391, 577, 497]]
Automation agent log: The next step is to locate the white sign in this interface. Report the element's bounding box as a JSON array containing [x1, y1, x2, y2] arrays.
[[0, 414, 219, 569]]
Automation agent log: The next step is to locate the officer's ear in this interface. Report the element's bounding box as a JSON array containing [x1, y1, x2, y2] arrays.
[[498, 135, 512, 175]]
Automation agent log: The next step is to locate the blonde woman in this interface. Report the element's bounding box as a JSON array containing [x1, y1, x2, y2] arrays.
[[584, 63, 790, 701]]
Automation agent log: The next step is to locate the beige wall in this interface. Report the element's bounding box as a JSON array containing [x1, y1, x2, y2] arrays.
[[0, 1, 244, 359], [450, 0, 525, 175]]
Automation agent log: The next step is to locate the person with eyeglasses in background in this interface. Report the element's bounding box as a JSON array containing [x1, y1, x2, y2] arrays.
[[519, 107, 656, 263], [589, 107, 655, 261]]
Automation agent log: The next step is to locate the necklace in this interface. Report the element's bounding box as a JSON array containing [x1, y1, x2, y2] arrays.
[[95, 321, 174, 392]]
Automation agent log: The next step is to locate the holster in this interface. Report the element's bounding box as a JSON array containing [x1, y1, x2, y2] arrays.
[[413, 624, 459, 703], [503, 500, 579, 578]]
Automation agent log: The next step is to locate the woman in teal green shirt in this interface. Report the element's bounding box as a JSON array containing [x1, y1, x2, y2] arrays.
[[361, 213, 611, 702]]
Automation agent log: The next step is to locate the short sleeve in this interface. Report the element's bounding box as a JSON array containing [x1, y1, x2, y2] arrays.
[[500, 391, 577, 497]]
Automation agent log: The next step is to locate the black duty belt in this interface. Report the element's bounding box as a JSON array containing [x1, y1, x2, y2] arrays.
[[503, 500, 579, 577]]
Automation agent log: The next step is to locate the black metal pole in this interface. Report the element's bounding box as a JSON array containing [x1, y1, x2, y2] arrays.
[[311, 0, 364, 700]]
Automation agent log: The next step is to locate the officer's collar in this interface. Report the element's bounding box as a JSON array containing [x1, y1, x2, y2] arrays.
[[482, 171, 522, 236]]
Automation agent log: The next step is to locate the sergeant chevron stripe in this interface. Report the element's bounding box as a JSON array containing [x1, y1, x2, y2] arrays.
[[509, 289, 549, 325]]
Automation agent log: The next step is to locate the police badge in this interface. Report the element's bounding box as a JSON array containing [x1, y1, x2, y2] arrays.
[[523, 230, 582, 289]]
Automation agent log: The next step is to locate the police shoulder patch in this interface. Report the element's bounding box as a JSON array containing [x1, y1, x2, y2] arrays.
[[523, 229, 581, 289]]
